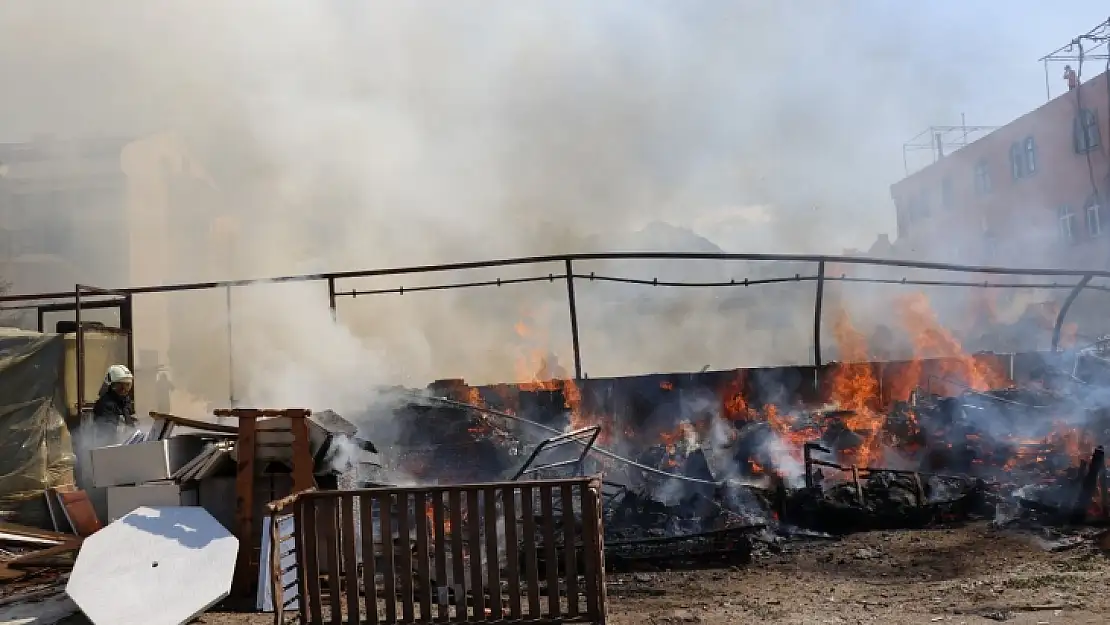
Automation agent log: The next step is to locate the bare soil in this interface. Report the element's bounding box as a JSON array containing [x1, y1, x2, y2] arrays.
[[52, 522, 1110, 625], [605, 522, 1110, 625]]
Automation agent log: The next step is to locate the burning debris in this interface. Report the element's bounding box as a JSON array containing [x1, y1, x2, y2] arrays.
[[374, 297, 1110, 569]]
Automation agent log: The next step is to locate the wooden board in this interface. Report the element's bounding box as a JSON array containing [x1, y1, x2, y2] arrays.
[[56, 491, 102, 537]]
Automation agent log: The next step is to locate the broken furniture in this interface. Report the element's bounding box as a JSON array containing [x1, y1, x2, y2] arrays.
[[212, 408, 316, 599]]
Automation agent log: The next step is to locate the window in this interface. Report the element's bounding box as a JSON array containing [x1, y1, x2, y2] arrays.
[[1086, 194, 1103, 237], [941, 177, 954, 209], [1010, 143, 1023, 179], [1010, 136, 1037, 179], [1074, 108, 1101, 153], [973, 160, 991, 195], [1059, 205, 1077, 244]]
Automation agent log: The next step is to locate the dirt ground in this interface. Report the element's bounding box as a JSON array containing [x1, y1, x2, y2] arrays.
[[48, 522, 1110, 625], [604, 522, 1110, 625]]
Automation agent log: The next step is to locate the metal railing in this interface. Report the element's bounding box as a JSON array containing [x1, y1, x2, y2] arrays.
[[0, 252, 1105, 394]]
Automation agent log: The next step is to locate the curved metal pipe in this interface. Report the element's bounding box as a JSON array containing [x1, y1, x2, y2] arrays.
[[1052, 274, 1092, 351]]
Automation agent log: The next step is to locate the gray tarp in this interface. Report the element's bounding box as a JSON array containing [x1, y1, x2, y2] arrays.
[[0, 329, 76, 518]]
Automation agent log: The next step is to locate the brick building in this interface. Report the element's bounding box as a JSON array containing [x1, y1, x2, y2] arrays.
[[890, 71, 1110, 269]]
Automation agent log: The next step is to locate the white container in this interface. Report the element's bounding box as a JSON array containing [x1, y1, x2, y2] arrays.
[[90, 437, 206, 488], [106, 483, 199, 521]]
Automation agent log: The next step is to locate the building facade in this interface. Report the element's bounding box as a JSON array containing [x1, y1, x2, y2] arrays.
[[890, 71, 1110, 270]]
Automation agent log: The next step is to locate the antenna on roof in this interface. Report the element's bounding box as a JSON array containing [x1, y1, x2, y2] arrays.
[[1038, 17, 1110, 102]]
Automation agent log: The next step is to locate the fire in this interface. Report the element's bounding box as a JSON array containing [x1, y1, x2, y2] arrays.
[[425, 501, 452, 537], [500, 292, 1071, 489], [895, 293, 1010, 392], [721, 375, 752, 421], [829, 310, 883, 466], [513, 311, 603, 439]]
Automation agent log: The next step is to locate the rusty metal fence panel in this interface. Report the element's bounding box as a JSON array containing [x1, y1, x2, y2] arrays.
[[269, 477, 606, 625]]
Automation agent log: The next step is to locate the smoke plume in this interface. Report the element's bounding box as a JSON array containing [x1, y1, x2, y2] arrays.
[[0, 2, 1072, 422]]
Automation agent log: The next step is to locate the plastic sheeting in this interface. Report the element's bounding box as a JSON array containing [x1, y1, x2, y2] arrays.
[[0, 329, 76, 520]]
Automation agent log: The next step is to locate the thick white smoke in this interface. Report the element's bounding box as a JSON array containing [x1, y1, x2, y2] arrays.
[[0, 2, 1093, 420]]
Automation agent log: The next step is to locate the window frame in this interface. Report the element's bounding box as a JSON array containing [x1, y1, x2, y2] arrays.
[[1059, 205, 1077, 244], [1024, 136, 1037, 174], [1009, 143, 1023, 180], [973, 159, 992, 195], [1086, 195, 1103, 237], [1075, 108, 1101, 153]]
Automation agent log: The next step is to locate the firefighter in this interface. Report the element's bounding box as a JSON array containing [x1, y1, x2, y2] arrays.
[[93, 364, 137, 429], [1064, 65, 1079, 91]]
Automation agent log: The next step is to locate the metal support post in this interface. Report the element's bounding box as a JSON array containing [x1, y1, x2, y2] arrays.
[[565, 259, 583, 381], [327, 277, 337, 321], [1053, 274, 1092, 351], [813, 261, 826, 368]]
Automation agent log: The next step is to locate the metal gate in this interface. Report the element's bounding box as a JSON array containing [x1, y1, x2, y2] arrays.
[[268, 477, 607, 624]]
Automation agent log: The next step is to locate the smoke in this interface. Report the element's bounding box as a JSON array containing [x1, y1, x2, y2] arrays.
[[0, 2, 1059, 417]]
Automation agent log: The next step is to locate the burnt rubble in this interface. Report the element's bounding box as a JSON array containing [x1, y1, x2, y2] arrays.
[[359, 352, 1110, 576]]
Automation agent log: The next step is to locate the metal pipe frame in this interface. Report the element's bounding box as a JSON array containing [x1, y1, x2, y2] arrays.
[[72, 284, 134, 417], [0, 253, 1100, 393], [3, 252, 1109, 305]]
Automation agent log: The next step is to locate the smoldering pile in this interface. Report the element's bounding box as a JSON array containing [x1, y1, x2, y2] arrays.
[[348, 352, 1110, 577]]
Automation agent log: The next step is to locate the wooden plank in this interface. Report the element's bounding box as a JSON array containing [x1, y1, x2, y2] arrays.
[[340, 495, 360, 625], [289, 414, 316, 493], [432, 490, 449, 623], [303, 499, 324, 624], [561, 483, 579, 617], [233, 414, 257, 597], [379, 492, 397, 623], [360, 495, 379, 625], [56, 490, 101, 537], [519, 485, 541, 618], [448, 490, 466, 619], [267, 514, 284, 622], [293, 499, 311, 625], [502, 486, 522, 620], [322, 498, 342, 619], [539, 484, 560, 617], [580, 481, 605, 621], [6, 539, 82, 567], [483, 486, 502, 620], [413, 491, 432, 623], [293, 477, 593, 498], [397, 492, 415, 624], [465, 489, 484, 621], [149, 411, 238, 434]]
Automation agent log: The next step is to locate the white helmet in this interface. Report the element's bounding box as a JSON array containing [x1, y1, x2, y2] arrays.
[[105, 364, 133, 385]]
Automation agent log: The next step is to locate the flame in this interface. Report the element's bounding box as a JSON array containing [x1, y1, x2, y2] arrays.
[[497, 293, 1091, 488], [514, 311, 604, 440], [828, 310, 883, 466], [426, 501, 452, 538], [721, 374, 751, 421], [895, 293, 1010, 392]]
